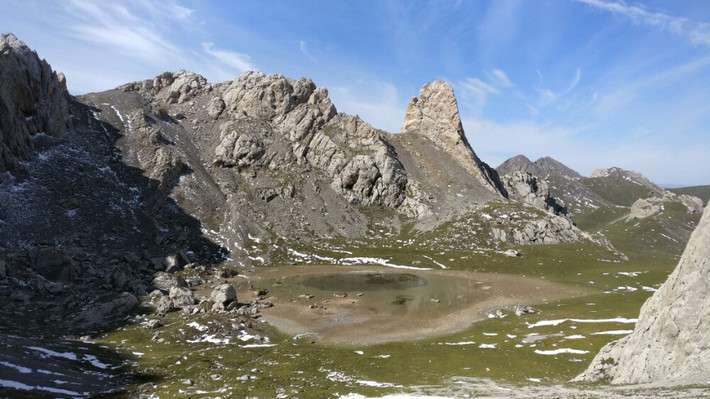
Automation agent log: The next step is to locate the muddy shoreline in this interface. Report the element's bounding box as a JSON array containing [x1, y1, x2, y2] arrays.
[[226, 265, 588, 345]]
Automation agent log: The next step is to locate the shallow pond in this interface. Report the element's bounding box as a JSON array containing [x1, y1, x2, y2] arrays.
[[277, 271, 490, 317], [253, 266, 582, 344]]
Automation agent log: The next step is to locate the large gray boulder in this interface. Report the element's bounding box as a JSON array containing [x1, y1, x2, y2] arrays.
[[576, 205, 710, 386], [0, 33, 71, 173], [209, 283, 237, 311]]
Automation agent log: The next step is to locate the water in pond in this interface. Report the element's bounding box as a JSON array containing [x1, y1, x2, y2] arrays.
[[271, 271, 490, 317]]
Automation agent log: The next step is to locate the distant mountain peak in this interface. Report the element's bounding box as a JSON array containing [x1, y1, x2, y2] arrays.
[[496, 154, 580, 178]]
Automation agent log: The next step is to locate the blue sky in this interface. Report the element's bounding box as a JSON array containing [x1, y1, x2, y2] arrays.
[[2, 0, 709, 186]]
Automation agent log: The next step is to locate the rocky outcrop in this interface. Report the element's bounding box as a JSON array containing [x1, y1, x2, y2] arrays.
[[628, 191, 704, 220], [590, 167, 664, 196], [401, 80, 504, 196], [0, 33, 71, 174], [491, 213, 580, 245], [576, 205, 710, 386], [497, 155, 580, 178], [500, 171, 567, 215], [213, 71, 407, 207]]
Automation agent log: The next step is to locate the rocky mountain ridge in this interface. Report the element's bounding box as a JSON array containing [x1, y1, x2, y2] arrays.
[[0, 34, 600, 337], [496, 154, 581, 179]]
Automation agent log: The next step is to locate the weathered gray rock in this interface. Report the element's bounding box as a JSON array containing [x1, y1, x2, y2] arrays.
[[214, 120, 267, 170], [401, 80, 504, 196], [0, 33, 72, 173], [214, 72, 407, 207], [576, 205, 710, 386], [209, 283, 237, 310], [153, 70, 208, 104], [628, 191, 703, 221], [152, 272, 188, 291], [153, 294, 173, 315], [207, 96, 225, 119], [501, 171, 566, 215], [491, 213, 581, 245], [168, 286, 195, 308]]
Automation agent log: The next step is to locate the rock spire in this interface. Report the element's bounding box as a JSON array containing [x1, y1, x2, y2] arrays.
[[401, 80, 504, 195]]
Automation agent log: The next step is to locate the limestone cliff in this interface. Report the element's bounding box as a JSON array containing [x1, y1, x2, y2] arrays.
[[0, 33, 71, 174], [576, 204, 710, 386], [401, 80, 505, 196]]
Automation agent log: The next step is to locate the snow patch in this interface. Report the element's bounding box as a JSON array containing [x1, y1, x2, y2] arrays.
[[534, 348, 589, 355]]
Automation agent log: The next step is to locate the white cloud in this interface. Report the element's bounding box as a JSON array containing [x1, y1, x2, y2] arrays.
[[62, 0, 184, 65], [298, 40, 317, 62], [457, 77, 502, 110], [202, 42, 256, 74], [486, 69, 514, 87], [577, 0, 710, 47]]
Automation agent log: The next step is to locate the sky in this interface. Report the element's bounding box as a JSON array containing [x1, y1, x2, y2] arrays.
[[2, 0, 709, 187]]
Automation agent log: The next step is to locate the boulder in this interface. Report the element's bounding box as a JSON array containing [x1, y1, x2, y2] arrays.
[[209, 283, 237, 311], [73, 292, 139, 329], [152, 272, 188, 291], [32, 247, 75, 283], [168, 286, 195, 308], [628, 191, 704, 221]]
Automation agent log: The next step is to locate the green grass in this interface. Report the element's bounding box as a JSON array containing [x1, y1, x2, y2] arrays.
[[92, 199, 702, 397]]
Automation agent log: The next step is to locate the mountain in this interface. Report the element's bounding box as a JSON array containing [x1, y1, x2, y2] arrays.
[[0, 34, 595, 336], [576, 205, 710, 386], [496, 155, 581, 178]]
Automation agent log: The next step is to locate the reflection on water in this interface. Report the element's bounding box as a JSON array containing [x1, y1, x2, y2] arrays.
[[271, 271, 489, 316]]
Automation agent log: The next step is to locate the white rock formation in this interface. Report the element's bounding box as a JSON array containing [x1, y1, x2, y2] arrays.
[[576, 205, 710, 386]]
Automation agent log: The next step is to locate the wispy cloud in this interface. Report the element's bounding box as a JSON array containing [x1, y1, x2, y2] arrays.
[[486, 69, 514, 87], [61, 0, 185, 65], [577, 0, 710, 46], [299, 40, 317, 62], [457, 78, 501, 109], [456, 68, 516, 111], [202, 42, 256, 74], [528, 68, 582, 116]]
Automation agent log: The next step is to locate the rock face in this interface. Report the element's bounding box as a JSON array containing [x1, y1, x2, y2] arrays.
[[0, 33, 71, 174], [497, 155, 580, 178], [401, 80, 504, 195], [500, 171, 567, 215], [576, 205, 710, 385]]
